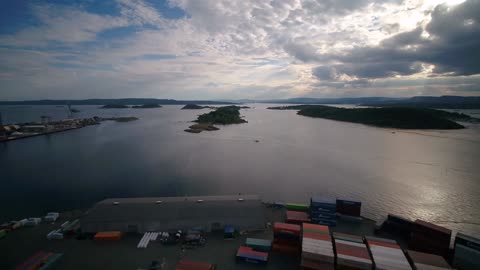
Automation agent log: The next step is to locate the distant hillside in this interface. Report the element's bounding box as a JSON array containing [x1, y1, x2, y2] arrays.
[[269, 105, 475, 129], [362, 96, 480, 109], [0, 98, 233, 106], [244, 96, 480, 109]]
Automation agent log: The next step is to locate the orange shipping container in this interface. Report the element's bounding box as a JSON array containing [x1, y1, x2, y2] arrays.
[[94, 231, 122, 241]]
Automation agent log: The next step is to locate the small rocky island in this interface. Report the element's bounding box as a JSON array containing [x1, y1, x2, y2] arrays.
[[185, 106, 247, 133], [181, 104, 212, 110], [268, 105, 475, 129], [100, 104, 129, 109], [131, 104, 161, 109]]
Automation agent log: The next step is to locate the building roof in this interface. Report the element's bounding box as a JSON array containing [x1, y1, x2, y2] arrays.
[[81, 195, 264, 225]]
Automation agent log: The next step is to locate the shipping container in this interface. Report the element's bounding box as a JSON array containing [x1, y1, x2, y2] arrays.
[[176, 259, 216, 270], [310, 197, 337, 227], [412, 220, 451, 242], [406, 250, 451, 270], [236, 246, 268, 264], [246, 238, 272, 252], [302, 257, 335, 270], [274, 222, 301, 235], [94, 231, 122, 241], [301, 223, 335, 270], [453, 244, 480, 270], [454, 233, 480, 252], [336, 199, 361, 217], [286, 210, 310, 225], [286, 203, 310, 212], [333, 232, 363, 244], [272, 242, 301, 255], [366, 238, 411, 270], [335, 239, 372, 270], [409, 232, 449, 257]]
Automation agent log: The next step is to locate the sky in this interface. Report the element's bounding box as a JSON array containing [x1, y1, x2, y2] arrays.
[[0, 0, 479, 100]]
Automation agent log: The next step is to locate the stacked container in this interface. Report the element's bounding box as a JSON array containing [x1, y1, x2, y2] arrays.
[[246, 238, 272, 252], [408, 220, 451, 257], [301, 223, 335, 270], [310, 197, 337, 227], [406, 250, 452, 270], [333, 233, 372, 270], [365, 236, 411, 270], [453, 233, 480, 270], [286, 210, 311, 225], [236, 246, 268, 265], [272, 222, 301, 255], [336, 199, 361, 217]]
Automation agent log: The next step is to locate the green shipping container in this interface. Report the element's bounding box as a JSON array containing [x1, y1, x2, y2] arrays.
[[285, 203, 309, 212], [246, 238, 272, 252], [0, 229, 6, 239]]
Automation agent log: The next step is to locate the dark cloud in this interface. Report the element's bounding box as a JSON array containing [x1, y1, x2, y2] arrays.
[[311, 0, 480, 83], [301, 0, 403, 16]]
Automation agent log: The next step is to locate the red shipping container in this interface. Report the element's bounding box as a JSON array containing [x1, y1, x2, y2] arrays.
[[176, 259, 215, 270], [303, 223, 329, 232], [274, 222, 301, 234], [287, 211, 311, 225], [335, 242, 371, 260], [413, 220, 451, 242], [237, 246, 269, 259], [303, 232, 331, 241], [366, 239, 400, 249]]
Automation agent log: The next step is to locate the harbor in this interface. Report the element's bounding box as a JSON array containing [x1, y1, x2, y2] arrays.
[[1, 195, 478, 270], [0, 115, 138, 143]]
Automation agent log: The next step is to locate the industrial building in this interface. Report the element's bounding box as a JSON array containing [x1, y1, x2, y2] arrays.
[[80, 195, 266, 233]]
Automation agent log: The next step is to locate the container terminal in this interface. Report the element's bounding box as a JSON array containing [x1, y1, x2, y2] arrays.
[[0, 194, 478, 270]]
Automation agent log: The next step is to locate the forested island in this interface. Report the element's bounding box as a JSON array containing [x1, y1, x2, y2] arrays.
[[131, 104, 161, 109], [185, 106, 247, 133], [268, 105, 475, 129]]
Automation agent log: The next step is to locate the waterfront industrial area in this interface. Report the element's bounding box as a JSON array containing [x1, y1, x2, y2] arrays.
[[1, 195, 478, 270], [0, 111, 138, 143]]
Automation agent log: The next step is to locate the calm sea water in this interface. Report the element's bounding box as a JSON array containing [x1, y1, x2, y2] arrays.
[[1, 105, 479, 236]]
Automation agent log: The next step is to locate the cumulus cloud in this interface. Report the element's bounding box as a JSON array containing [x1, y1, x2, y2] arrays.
[[312, 0, 480, 86], [0, 0, 479, 100], [0, 4, 129, 46]]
